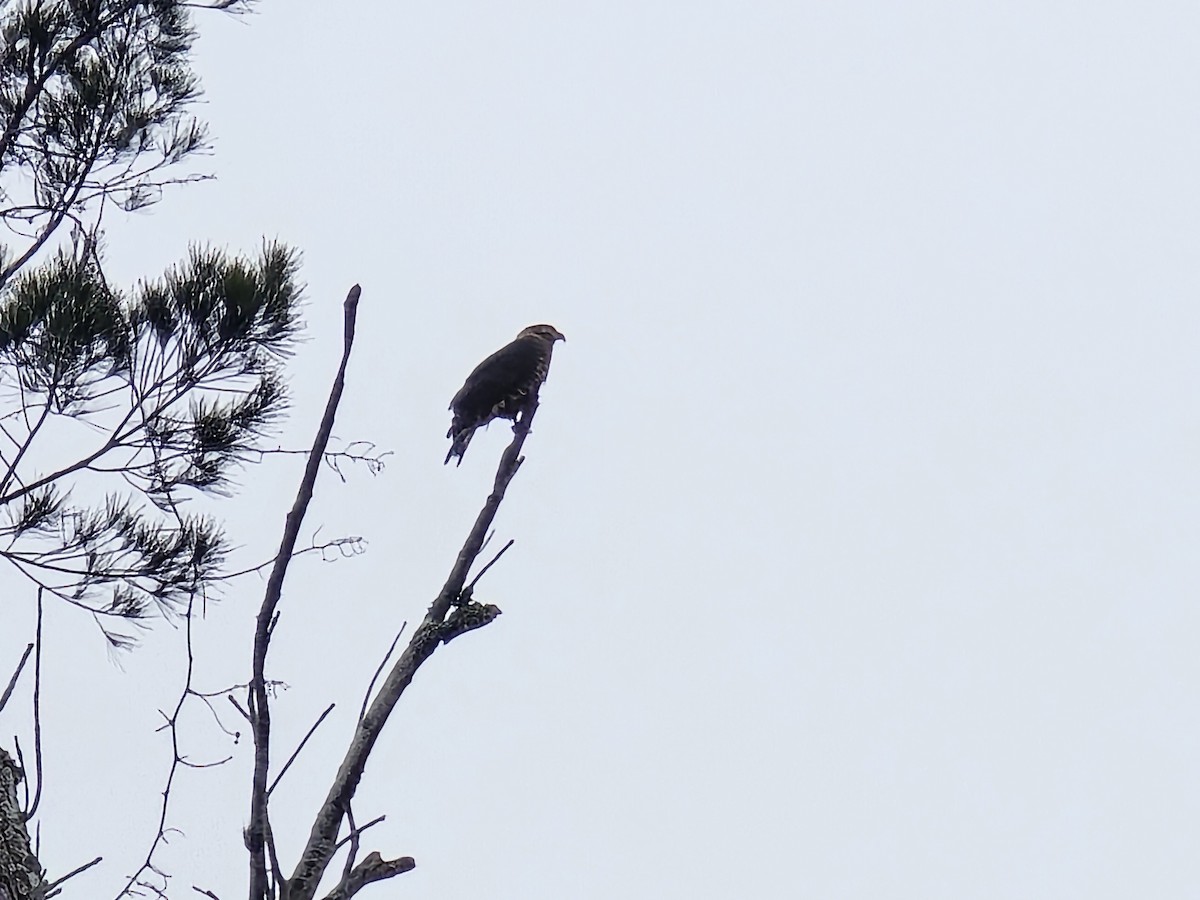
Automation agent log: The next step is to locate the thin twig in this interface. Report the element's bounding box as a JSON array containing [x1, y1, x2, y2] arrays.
[[44, 855, 103, 897], [0, 642, 32, 715], [228, 694, 252, 723], [331, 815, 385, 853], [265, 820, 282, 900], [357, 625, 407, 724], [189, 692, 242, 741], [252, 444, 391, 481], [11, 734, 28, 812], [268, 703, 335, 796], [26, 588, 44, 818], [248, 285, 361, 900], [114, 586, 204, 899], [218, 536, 366, 582], [465, 539, 515, 593], [341, 805, 359, 882], [0, 390, 54, 496]]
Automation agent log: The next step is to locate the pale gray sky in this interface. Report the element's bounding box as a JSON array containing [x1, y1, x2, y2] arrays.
[[3, 1, 1199, 897]]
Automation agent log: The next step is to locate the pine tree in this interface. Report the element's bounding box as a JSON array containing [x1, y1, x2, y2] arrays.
[[0, 0, 290, 644], [0, 6, 551, 898], [0, 3, 301, 896]]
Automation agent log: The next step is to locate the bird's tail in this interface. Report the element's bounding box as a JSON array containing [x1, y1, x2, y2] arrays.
[[444, 426, 474, 466]]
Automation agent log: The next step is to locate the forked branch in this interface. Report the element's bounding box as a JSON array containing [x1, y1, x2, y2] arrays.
[[247, 285, 361, 900], [286, 398, 542, 900]]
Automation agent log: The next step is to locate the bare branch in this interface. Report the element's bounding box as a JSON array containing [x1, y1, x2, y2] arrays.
[[25, 589, 44, 818], [321, 852, 415, 900], [0, 389, 54, 497], [115, 587, 205, 899], [0, 643, 32, 715], [181, 0, 257, 10], [0, 122, 107, 284], [247, 285, 361, 900], [228, 695, 252, 723], [252, 444, 391, 482], [44, 855, 103, 897], [357, 625, 407, 724], [464, 538, 515, 595], [12, 735, 27, 811], [220, 536, 366, 582], [265, 821, 282, 900], [188, 691, 243, 743], [331, 815, 384, 854], [268, 703, 335, 796], [287, 396, 543, 899], [340, 806, 359, 882]]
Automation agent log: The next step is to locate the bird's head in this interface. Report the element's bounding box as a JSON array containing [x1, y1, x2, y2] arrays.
[[518, 324, 566, 343]]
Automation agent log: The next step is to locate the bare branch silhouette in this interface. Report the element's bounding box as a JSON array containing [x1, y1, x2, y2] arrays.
[[116, 587, 218, 900], [25, 589, 44, 819], [465, 538, 516, 595], [0, 643, 32, 715], [268, 703, 335, 797], [44, 855, 103, 897], [286, 397, 542, 900], [357, 625, 407, 724], [247, 285, 361, 900]]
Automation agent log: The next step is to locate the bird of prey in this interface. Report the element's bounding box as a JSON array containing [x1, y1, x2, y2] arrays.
[[445, 324, 566, 466]]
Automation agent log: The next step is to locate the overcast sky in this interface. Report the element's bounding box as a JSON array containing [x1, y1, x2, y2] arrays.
[[2, 1, 1198, 898]]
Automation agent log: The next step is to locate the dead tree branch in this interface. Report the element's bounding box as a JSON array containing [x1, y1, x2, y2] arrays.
[[0, 644, 32, 716], [331, 816, 384, 855], [247, 285, 361, 900], [464, 538, 515, 595], [116, 584, 227, 900], [268, 704, 335, 797], [44, 855, 103, 897], [320, 853, 415, 900], [356, 627, 406, 724], [25, 589, 43, 819], [286, 397, 542, 900]]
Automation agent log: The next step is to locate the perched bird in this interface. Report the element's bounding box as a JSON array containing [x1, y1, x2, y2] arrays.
[[445, 324, 566, 466]]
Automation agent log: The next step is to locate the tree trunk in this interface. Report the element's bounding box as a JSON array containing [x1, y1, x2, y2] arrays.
[[0, 749, 42, 900]]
